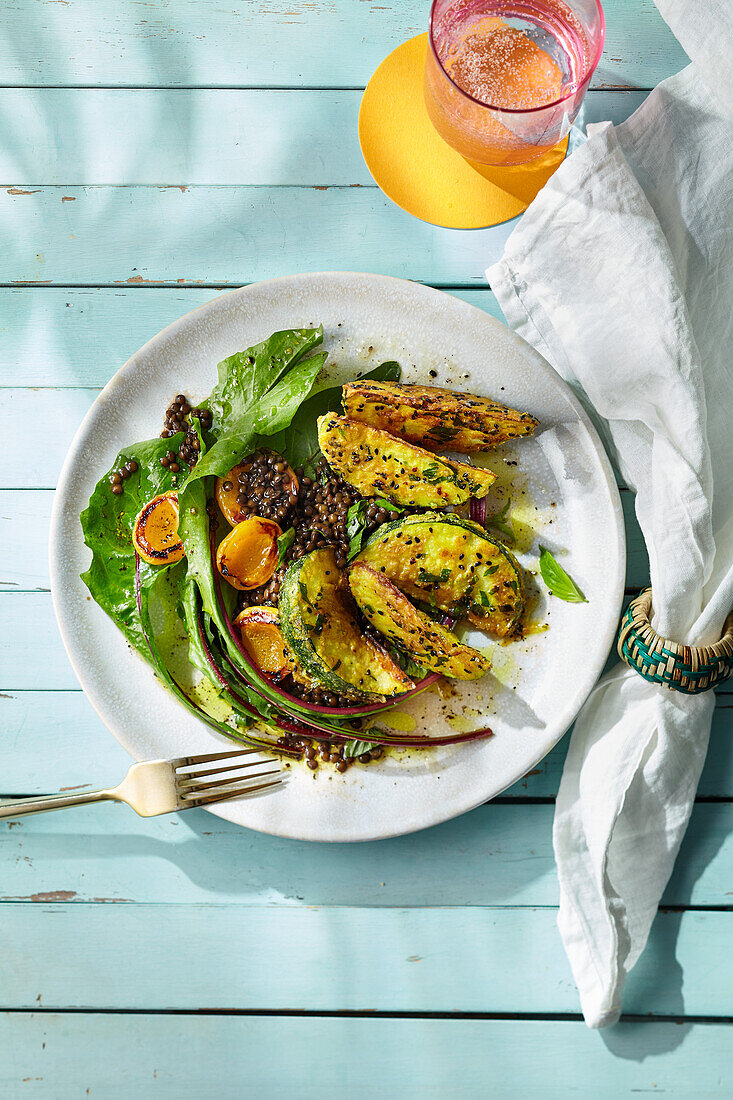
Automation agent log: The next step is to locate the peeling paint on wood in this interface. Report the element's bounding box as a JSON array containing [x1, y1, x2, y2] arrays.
[[27, 891, 77, 903]]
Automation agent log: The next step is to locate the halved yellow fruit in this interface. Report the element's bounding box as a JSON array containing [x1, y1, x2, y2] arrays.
[[234, 606, 289, 675], [132, 491, 184, 566], [216, 516, 281, 591]]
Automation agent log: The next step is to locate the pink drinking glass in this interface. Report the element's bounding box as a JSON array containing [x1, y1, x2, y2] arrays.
[[425, 0, 605, 166]]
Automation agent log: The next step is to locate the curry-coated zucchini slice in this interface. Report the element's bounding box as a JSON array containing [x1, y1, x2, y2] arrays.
[[355, 512, 524, 637], [317, 414, 495, 508], [342, 380, 538, 452], [348, 563, 490, 681], [278, 547, 414, 701]]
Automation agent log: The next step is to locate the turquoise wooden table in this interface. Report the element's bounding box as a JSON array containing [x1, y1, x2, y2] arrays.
[[1, 2, 730, 1095]]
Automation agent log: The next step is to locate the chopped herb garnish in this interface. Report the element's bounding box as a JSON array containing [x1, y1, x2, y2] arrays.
[[486, 498, 515, 543], [346, 497, 403, 560], [416, 566, 451, 586], [422, 462, 453, 485], [308, 613, 325, 636]]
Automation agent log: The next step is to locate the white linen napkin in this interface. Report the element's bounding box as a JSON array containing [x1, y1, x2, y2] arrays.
[[486, 17, 733, 1026]]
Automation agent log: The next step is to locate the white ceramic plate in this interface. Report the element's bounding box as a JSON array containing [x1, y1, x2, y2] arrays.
[[50, 272, 624, 842]]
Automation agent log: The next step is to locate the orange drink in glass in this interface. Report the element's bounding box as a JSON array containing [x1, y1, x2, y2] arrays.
[[425, 0, 605, 166]]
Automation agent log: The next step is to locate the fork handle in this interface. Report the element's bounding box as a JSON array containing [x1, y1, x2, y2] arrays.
[[0, 788, 119, 819]]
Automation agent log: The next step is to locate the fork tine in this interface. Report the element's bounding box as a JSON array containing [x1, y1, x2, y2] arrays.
[[178, 758, 278, 783], [185, 778, 283, 807], [172, 748, 261, 769], [179, 768, 282, 797]]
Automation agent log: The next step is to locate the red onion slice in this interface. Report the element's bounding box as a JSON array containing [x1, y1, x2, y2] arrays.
[[469, 495, 487, 528]]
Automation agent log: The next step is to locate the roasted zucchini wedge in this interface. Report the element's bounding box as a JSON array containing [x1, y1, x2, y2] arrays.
[[349, 563, 490, 681], [342, 380, 538, 452], [317, 414, 495, 508], [354, 512, 524, 637], [278, 546, 414, 700]]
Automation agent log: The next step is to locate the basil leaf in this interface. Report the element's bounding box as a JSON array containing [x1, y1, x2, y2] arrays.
[[342, 739, 379, 759], [538, 546, 588, 603], [277, 527, 295, 567]]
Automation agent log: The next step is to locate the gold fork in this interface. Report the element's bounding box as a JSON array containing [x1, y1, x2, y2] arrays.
[[0, 749, 282, 820]]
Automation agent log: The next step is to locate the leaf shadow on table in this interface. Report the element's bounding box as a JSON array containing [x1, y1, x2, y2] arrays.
[[0, 12, 197, 301]]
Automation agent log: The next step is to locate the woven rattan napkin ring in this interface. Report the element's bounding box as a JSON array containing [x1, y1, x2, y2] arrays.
[[618, 589, 733, 695]]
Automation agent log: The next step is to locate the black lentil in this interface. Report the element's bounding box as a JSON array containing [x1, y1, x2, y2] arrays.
[[160, 394, 212, 467], [231, 450, 299, 526]]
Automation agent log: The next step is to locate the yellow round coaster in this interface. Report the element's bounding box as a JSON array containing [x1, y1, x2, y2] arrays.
[[358, 33, 569, 230]]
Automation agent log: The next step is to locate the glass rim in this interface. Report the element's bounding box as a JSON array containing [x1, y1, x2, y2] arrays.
[[428, 0, 606, 116]]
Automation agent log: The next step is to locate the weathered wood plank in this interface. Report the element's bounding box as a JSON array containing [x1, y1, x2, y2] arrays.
[[0, 488, 649, 591], [1, 690, 730, 799], [0, 287, 506, 388], [0, 904, 727, 1016], [0, 390, 96, 489], [0, 793, 730, 908], [0, 1013, 729, 1099], [0, 89, 647, 185], [1, 184, 516, 285], [0, 1, 687, 90]]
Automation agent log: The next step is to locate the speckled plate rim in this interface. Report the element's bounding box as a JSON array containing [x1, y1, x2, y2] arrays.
[[49, 272, 625, 842]]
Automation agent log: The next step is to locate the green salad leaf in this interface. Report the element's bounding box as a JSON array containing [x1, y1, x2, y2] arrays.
[[206, 326, 324, 431], [386, 644, 428, 681], [80, 434, 189, 656], [79, 327, 413, 754], [179, 571, 218, 685], [264, 358, 401, 473], [189, 350, 327, 483], [538, 546, 588, 603]]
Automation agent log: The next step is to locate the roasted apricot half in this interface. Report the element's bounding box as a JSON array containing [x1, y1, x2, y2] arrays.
[[234, 606, 290, 675], [216, 516, 281, 591], [216, 453, 299, 526], [132, 491, 185, 566]]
